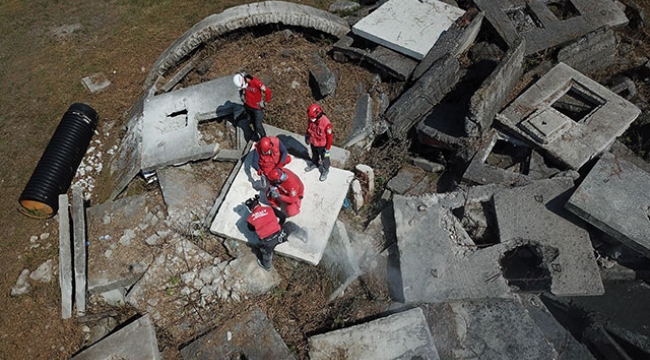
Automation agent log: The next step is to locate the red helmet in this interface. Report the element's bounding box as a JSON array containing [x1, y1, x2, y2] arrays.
[[259, 137, 273, 154], [308, 104, 322, 121], [267, 168, 286, 184]]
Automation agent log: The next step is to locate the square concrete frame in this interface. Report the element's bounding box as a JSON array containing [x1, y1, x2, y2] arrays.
[[566, 153, 650, 258], [352, 0, 465, 60], [209, 150, 354, 266], [308, 307, 440, 360], [497, 63, 640, 170], [473, 0, 628, 56], [141, 76, 241, 171]]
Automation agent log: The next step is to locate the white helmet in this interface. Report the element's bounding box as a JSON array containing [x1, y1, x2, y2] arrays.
[[233, 73, 247, 89]]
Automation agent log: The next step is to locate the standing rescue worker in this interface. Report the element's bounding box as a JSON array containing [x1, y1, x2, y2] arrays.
[[304, 103, 333, 181], [246, 195, 287, 271], [233, 72, 272, 141], [266, 167, 304, 217], [252, 136, 291, 179]]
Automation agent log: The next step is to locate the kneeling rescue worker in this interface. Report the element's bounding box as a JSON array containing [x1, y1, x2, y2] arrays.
[[246, 194, 287, 271], [266, 167, 304, 217]]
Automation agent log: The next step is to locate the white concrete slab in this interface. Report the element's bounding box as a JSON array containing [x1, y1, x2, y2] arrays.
[[141, 76, 240, 171], [209, 149, 353, 265], [352, 0, 465, 60]]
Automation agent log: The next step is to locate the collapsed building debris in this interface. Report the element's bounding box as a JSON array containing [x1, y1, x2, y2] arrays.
[[56, 0, 650, 358]]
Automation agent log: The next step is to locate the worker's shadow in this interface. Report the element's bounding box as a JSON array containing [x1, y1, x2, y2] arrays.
[[276, 134, 311, 161], [216, 101, 256, 142]]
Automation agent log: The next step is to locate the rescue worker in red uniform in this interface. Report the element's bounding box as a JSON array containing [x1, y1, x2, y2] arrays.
[[266, 167, 304, 217], [304, 103, 333, 181], [233, 72, 272, 141], [246, 195, 287, 271], [252, 136, 291, 178]]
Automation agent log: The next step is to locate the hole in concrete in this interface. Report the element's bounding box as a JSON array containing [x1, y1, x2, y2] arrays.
[[546, 0, 581, 21], [507, 6, 543, 32], [500, 244, 552, 292], [551, 83, 604, 122], [163, 108, 188, 133], [451, 200, 499, 247], [486, 139, 531, 174]]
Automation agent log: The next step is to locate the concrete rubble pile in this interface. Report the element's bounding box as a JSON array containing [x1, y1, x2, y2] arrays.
[[51, 1, 650, 359]]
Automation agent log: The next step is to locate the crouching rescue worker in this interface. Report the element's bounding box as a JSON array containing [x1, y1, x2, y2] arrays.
[[266, 167, 304, 217], [246, 195, 287, 271], [304, 103, 333, 181], [252, 136, 291, 181]]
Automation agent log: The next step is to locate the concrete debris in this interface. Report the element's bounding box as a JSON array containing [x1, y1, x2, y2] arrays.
[[329, 1, 360, 14], [342, 93, 374, 148], [81, 72, 111, 93], [11, 269, 31, 297], [309, 53, 337, 99], [29, 259, 53, 283]]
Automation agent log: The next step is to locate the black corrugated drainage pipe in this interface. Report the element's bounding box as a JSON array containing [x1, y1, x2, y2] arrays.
[[18, 103, 99, 219]]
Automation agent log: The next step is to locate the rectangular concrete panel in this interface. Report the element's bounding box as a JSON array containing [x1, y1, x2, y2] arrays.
[[308, 307, 440, 360], [566, 153, 650, 258], [494, 178, 604, 296], [180, 305, 295, 360], [71, 315, 160, 360], [209, 150, 353, 266], [72, 185, 87, 316], [140, 76, 240, 170], [352, 0, 465, 60], [58, 194, 73, 319], [498, 63, 640, 169]]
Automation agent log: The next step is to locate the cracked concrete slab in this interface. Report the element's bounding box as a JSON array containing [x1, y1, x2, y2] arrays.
[[141, 76, 239, 171], [566, 152, 650, 258]]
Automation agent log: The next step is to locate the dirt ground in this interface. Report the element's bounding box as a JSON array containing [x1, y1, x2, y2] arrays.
[[3, 1, 650, 359]]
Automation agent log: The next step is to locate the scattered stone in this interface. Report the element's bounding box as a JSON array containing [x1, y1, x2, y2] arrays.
[[39, 233, 50, 240], [329, 1, 360, 13], [11, 269, 31, 296], [308, 53, 337, 99], [30, 259, 53, 283], [81, 72, 111, 93], [412, 157, 444, 173]]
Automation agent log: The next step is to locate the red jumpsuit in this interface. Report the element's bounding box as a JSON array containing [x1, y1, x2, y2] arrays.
[[267, 168, 304, 217], [252, 137, 291, 176]]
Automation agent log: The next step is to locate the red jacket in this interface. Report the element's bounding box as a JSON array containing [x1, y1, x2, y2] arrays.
[[274, 169, 304, 205], [247, 204, 281, 239], [253, 137, 289, 175], [242, 77, 272, 110], [306, 115, 333, 149]]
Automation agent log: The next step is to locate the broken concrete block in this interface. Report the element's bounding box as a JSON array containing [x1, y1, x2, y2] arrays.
[[497, 63, 641, 170], [58, 194, 73, 319], [354, 163, 374, 198], [474, 0, 628, 56], [70, 315, 160, 360], [566, 153, 650, 258], [464, 37, 525, 137], [329, 1, 360, 13], [412, 157, 444, 173], [180, 305, 294, 359], [81, 72, 110, 93], [309, 307, 440, 360], [342, 93, 373, 148], [332, 34, 417, 81], [351, 179, 363, 211], [352, 0, 465, 60], [385, 54, 460, 139], [309, 53, 337, 99], [386, 164, 434, 196], [557, 27, 616, 75]]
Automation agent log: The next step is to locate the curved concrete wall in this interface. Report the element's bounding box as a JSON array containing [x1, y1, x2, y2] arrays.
[[144, 1, 350, 89]]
